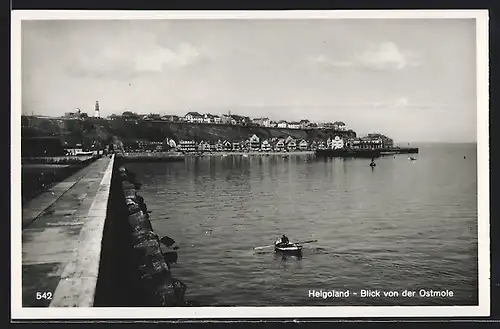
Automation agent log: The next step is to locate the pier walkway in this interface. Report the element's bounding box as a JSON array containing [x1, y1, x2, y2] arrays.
[[22, 155, 114, 307]]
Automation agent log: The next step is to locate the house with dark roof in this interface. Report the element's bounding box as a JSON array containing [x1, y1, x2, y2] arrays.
[[223, 140, 232, 151], [366, 133, 393, 148], [277, 120, 288, 128], [252, 117, 271, 127], [162, 114, 180, 122], [198, 141, 211, 152], [184, 112, 203, 123], [230, 115, 250, 126], [261, 140, 272, 152], [274, 138, 285, 152], [298, 139, 308, 150], [203, 113, 221, 124], [299, 119, 310, 129], [286, 138, 297, 151], [249, 134, 260, 151], [333, 121, 347, 131]]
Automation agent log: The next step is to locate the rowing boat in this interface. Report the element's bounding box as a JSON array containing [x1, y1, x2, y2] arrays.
[[275, 242, 303, 254]]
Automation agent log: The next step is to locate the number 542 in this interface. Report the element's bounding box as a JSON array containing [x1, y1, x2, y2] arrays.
[[36, 292, 52, 300]]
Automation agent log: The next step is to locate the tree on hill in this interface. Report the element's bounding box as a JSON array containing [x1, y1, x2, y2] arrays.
[[122, 111, 140, 120]]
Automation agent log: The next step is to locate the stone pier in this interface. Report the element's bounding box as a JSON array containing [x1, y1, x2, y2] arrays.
[[22, 155, 114, 307], [21, 153, 190, 307]]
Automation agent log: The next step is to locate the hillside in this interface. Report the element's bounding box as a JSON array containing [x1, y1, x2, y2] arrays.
[[21, 116, 357, 147]]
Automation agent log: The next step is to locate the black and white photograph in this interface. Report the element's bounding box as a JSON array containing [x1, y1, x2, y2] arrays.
[[12, 10, 489, 319]]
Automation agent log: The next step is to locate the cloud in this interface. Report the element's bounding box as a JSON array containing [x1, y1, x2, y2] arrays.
[[307, 55, 353, 68], [66, 42, 204, 79], [309, 42, 419, 71], [357, 42, 418, 70]]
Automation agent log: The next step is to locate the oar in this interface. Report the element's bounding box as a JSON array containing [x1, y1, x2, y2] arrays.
[[253, 239, 318, 250]]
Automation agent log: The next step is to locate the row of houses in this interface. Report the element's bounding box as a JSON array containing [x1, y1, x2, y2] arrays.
[[183, 112, 348, 131], [174, 134, 393, 153], [109, 111, 349, 131], [109, 131, 392, 153]]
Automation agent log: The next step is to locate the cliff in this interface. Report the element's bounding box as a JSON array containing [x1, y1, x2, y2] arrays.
[[21, 116, 357, 145]]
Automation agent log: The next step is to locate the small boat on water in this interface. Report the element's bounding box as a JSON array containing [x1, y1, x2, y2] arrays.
[[274, 235, 303, 254], [254, 236, 316, 255], [275, 242, 303, 255], [409, 156, 417, 161]]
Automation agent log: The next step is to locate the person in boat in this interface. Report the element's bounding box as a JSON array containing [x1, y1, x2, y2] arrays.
[[276, 235, 290, 247]]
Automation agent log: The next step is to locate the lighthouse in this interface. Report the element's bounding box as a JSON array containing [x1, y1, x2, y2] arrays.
[[94, 101, 100, 118]]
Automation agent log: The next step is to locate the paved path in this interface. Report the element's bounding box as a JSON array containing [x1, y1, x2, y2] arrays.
[[22, 156, 114, 307], [22, 159, 105, 229]]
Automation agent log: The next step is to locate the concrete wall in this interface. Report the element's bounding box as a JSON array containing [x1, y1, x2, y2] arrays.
[[93, 158, 190, 306], [47, 155, 115, 307]]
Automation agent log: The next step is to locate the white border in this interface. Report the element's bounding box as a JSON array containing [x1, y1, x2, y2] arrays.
[[11, 10, 490, 320]]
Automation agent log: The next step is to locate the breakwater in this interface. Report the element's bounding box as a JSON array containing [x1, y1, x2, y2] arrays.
[[116, 152, 185, 163], [22, 155, 97, 165], [315, 147, 419, 158], [21, 155, 100, 204], [21, 154, 194, 307], [101, 161, 192, 306], [22, 156, 114, 307]]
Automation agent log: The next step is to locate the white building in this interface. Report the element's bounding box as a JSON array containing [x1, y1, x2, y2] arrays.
[[277, 121, 288, 128], [274, 139, 285, 151], [261, 140, 272, 152], [249, 134, 260, 151], [252, 117, 271, 127], [333, 121, 347, 131], [198, 141, 211, 151], [94, 101, 100, 118], [203, 114, 213, 124], [331, 136, 345, 149], [286, 139, 297, 151], [223, 140, 232, 151], [179, 140, 197, 152], [184, 112, 203, 123], [298, 139, 308, 150]]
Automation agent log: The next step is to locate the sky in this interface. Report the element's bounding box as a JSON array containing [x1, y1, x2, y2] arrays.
[[21, 18, 478, 142]]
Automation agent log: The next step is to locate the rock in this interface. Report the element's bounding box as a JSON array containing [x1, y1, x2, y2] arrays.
[[139, 259, 170, 280], [121, 180, 135, 188], [127, 211, 153, 231], [160, 236, 176, 247], [132, 230, 158, 244], [124, 189, 137, 199], [172, 278, 187, 304], [162, 251, 178, 265], [150, 277, 187, 306]]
